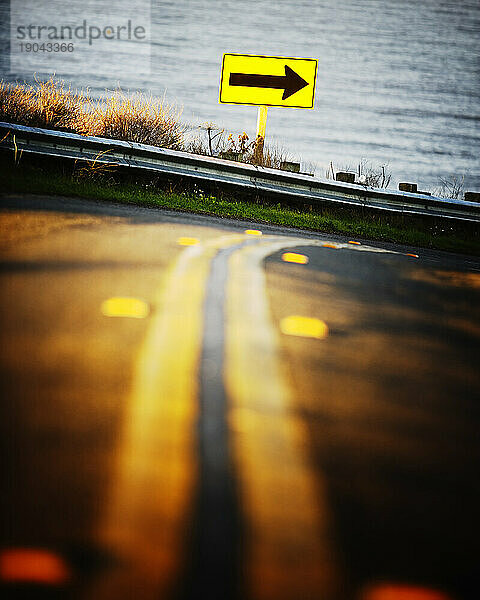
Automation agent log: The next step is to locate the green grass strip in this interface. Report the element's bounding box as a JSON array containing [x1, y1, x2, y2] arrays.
[[1, 163, 479, 255]]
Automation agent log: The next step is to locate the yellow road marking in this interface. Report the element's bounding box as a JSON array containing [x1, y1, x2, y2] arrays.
[[177, 236, 200, 246], [101, 297, 150, 319], [225, 239, 339, 599], [348, 240, 361, 245], [322, 242, 338, 249], [94, 230, 398, 597], [94, 233, 245, 599], [280, 315, 329, 339], [281, 252, 309, 264], [245, 229, 263, 236]]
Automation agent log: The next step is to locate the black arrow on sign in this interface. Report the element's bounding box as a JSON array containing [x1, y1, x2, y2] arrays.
[[229, 65, 309, 100]]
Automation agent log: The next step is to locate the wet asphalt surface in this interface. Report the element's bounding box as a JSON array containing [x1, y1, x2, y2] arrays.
[[1, 193, 479, 600]]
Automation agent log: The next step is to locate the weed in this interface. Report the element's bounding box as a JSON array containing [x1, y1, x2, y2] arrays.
[[356, 159, 391, 188], [72, 149, 117, 182], [325, 159, 392, 188], [197, 122, 225, 156], [433, 174, 465, 199], [187, 123, 290, 169]]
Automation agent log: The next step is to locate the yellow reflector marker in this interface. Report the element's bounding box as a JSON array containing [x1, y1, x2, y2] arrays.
[[360, 583, 453, 600], [101, 297, 150, 319], [281, 252, 309, 264], [348, 240, 361, 245], [280, 315, 329, 339], [322, 243, 337, 249], [0, 548, 72, 585], [244, 229, 262, 236], [177, 237, 199, 246], [406, 253, 419, 258]]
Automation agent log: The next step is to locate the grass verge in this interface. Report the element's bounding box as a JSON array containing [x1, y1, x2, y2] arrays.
[[1, 157, 479, 256]]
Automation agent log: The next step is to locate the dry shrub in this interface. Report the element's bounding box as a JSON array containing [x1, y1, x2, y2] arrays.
[[84, 91, 185, 149], [433, 174, 465, 199], [0, 78, 86, 131], [0, 81, 35, 124], [0, 78, 185, 150]]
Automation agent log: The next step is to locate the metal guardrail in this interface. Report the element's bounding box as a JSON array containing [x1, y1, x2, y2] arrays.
[[1, 121, 479, 223]]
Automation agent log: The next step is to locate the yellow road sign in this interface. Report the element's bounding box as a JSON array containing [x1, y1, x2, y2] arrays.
[[219, 53, 317, 109]]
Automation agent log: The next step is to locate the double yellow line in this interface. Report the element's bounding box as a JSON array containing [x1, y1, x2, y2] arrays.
[[226, 240, 339, 599], [95, 233, 339, 599]]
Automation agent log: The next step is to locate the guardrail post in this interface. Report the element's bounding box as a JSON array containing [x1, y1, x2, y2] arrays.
[[399, 182, 417, 193], [254, 105, 268, 164], [280, 161, 300, 173], [335, 171, 356, 184], [465, 192, 480, 203]]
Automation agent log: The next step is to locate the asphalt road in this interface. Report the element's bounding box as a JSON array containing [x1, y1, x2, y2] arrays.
[[1, 193, 479, 600]]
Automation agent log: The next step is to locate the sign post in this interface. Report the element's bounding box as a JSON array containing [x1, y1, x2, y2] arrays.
[[219, 53, 317, 162], [255, 105, 268, 160]]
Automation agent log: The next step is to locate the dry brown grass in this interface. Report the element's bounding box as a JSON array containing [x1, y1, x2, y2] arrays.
[[0, 78, 85, 131], [85, 91, 185, 149], [0, 78, 185, 149]]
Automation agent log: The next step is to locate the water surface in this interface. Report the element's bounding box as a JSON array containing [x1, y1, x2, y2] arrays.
[[1, 0, 479, 190]]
